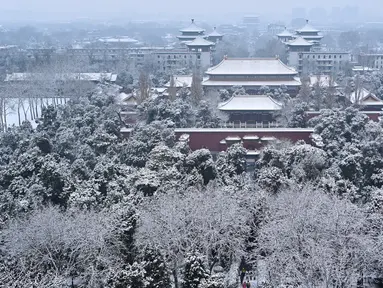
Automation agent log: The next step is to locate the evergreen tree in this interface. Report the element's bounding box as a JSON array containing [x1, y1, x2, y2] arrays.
[[141, 247, 171, 288], [183, 253, 209, 288]]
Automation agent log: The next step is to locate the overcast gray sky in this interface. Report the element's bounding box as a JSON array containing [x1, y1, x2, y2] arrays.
[[0, 0, 381, 22]]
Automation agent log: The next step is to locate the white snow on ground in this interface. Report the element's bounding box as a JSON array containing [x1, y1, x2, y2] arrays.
[[3, 98, 69, 128]]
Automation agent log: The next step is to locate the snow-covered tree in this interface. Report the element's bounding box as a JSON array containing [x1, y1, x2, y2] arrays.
[[136, 187, 254, 288], [259, 186, 383, 287], [183, 253, 209, 288]]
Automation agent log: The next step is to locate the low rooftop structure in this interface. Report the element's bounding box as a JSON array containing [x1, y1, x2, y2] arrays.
[[349, 88, 383, 110]]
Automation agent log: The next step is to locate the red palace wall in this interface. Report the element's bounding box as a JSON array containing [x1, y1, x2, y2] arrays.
[[174, 128, 314, 152], [121, 128, 314, 152]]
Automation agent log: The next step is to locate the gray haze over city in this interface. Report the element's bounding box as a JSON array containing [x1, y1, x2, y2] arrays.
[[0, 0, 382, 23]]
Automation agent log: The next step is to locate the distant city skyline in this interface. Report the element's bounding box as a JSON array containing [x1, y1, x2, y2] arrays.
[[0, 0, 381, 24]]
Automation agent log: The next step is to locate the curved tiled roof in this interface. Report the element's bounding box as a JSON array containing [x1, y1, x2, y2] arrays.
[[219, 94, 282, 111], [206, 58, 298, 76], [185, 37, 215, 47], [207, 27, 223, 37], [180, 19, 205, 33], [296, 20, 320, 33], [277, 28, 293, 37], [286, 37, 313, 46]]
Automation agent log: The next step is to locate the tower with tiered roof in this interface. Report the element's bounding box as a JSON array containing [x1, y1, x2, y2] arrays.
[[177, 19, 205, 43], [295, 20, 323, 46], [205, 27, 224, 43]]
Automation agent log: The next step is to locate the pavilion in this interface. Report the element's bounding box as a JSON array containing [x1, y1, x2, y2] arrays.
[[205, 27, 224, 43], [277, 27, 294, 43], [295, 20, 323, 46], [177, 19, 206, 42]]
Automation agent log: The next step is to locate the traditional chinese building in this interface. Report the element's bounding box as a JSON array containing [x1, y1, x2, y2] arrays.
[[277, 27, 294, 43], [177, 19, 206, 43], [349, 88, 383, 111], [295, 20, 323, 46], [286, 37, 313, 70], [205, 27, 224, 43], [202, 57, 302, 95], [185, 37, 215, 68], [218, 94, 282, 125]]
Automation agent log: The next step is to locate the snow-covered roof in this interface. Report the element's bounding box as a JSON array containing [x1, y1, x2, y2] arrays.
[[296, 20, 320, 33], [180, 19, 205, 33], [98, 37, 139, 44], [352, 66, 379, 72], [165, 75, 193, 88], [225, 136, 242, 141], [151, 87, 168, 94], [186, 37, 215, 47], [118, 93, 137, 105], [287, 37, 313, 47], [261, 136, 277, 141], [206, 27, 223, 37], [219, 95, 282, 111], [308, 75, 338, 88], [206, 58, 298, 76], [4, 73, 117, 82], [203, 77, 302, 87], [247, 150, 261, 156], [243, 135, 260, 140], [179, 134, 190, 142], [277, 28, 293, 37], [349, 88, 383, 105]]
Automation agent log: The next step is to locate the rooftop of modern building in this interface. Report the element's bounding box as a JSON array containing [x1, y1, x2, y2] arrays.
[[205, 57, 298, 76]]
